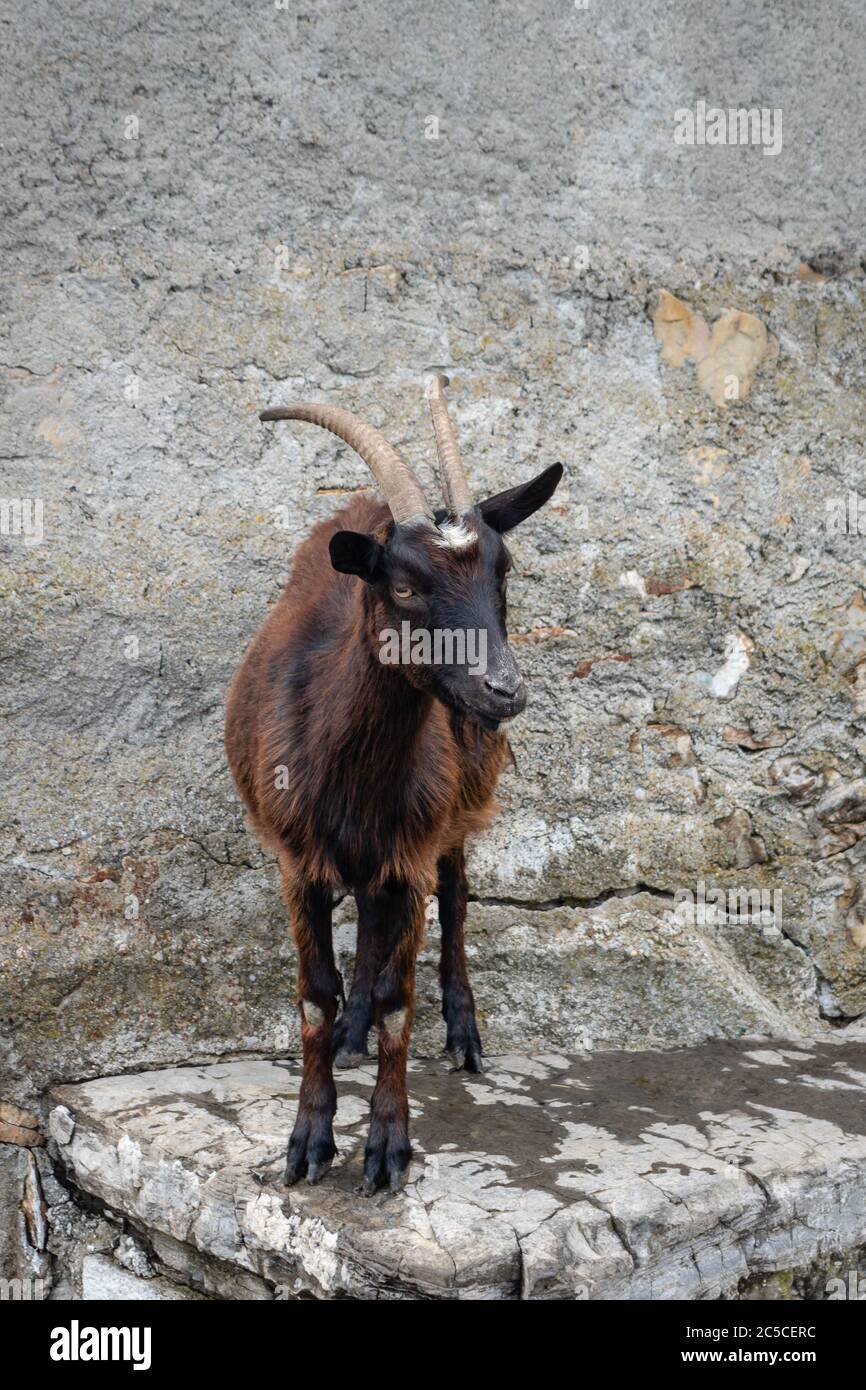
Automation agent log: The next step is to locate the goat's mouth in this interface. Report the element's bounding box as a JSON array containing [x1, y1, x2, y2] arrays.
[[445, 690, 525, 732]]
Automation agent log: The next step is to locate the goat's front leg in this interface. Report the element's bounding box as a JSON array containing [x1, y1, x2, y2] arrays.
[[282, 872, 343, 1185], [363, 882, 425, 1195], [437, 846, 483, 1072], [332, 890, 384, 1069]]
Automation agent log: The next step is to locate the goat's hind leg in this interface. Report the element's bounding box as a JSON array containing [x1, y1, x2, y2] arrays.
[[437, 846, 483, 1072], [282, 870, 343, 1184], [332, 890, 383, 1069]]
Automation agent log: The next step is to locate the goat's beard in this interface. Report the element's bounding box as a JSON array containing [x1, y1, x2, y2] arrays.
[[432, 682, 502, 733]]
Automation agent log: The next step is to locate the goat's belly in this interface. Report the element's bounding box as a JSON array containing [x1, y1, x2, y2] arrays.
[[331, 815, 442, 894], [271, 787, 443, 894], [260, 728, 470, 891]]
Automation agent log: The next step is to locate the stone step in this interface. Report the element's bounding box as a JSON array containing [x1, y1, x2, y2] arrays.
[[48, 1040, 866, 1300]]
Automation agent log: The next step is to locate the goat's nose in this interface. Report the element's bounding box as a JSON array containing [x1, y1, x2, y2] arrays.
[[484, 669, 522, 698]]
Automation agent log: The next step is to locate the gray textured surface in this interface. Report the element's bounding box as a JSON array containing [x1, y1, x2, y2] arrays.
[[80, 1252, 207, 1300], [49, 1043, 866, 1300], [3, 1, 866, 1118]]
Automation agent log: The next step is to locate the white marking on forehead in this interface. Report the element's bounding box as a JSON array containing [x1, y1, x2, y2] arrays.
[[434, 518, 478, 551]]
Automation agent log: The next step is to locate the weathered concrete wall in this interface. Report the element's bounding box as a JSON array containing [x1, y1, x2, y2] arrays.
[[3, 0, 866, 1143]]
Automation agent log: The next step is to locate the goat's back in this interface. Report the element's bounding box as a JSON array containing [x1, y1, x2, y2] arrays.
[[224, 493, 387, 836]]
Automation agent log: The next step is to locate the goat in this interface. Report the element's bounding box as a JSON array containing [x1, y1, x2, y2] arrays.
[[225, 377, 562, 1193]]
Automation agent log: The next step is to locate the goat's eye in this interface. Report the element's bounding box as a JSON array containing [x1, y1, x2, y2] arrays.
[[392, 585, 414, 601]]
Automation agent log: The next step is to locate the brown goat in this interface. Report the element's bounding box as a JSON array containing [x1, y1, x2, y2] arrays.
[[225, 378, 562, 1192]]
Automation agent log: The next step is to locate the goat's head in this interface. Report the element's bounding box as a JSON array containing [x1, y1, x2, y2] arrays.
[[260, 377, 563, 731]]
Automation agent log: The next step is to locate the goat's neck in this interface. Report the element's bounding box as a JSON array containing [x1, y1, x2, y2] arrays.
[[334, 589, 433, 753]]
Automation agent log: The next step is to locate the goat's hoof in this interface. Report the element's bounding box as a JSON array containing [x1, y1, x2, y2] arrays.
[[284, 1122, 336, 1187], [448, 1045, 484, 1074], [305, 1156, 333, 1185], [334, 1046, 367, 1070], [361, 1132, 411, 1195], [332, 1016, 369, 1070], [446, 1018, 484, 1074], [388, 1164, 409, 1195], [443, 997, 484, 1074], [360, 1164, 409, 1197]]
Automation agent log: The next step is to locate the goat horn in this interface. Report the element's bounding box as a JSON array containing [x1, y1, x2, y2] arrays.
[[260, 404, 434, 525], [426, 374, 472, 516]]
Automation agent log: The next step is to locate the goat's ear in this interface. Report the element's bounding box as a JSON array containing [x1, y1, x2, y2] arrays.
[[329, 530, 384, 581], [478, 464, 564, 534]]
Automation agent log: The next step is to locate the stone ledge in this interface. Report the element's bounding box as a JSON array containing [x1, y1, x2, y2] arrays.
[[48, 1040, 866, 1300], [81, 1253, 210, 1301]]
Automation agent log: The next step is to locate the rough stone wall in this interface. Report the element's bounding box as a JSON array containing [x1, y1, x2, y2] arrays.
[[3, 0, 866, 1139]]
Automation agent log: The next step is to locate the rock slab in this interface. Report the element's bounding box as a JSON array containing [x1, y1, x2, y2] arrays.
[[49, 1041, 866, 1300]]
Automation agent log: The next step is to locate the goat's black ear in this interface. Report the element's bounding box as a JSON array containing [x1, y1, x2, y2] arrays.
[[478, 464, 564, 534], [329, 530, 384, 581]]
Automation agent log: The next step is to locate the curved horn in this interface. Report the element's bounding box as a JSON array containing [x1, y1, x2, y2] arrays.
[[260, 404, 433, 525], [426, 374, 472, 515]]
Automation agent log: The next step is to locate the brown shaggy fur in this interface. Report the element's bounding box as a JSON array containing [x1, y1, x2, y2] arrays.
[[226, 494, 510, 1192]]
